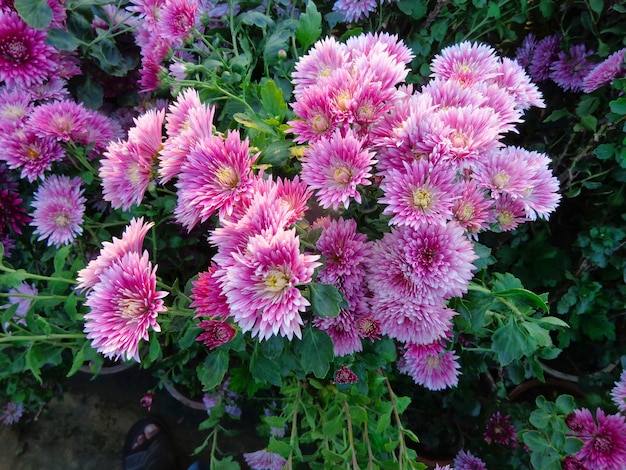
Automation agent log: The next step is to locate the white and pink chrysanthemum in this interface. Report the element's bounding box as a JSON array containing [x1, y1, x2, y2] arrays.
[[314, 309, 363, 357], [83, 251, 167, 362], [453, 180, 495, 235], [399, 342, 461, 390], [379, 159, 459, 228], [219, 228, 320, 341], [0, 128, 65, 182], [430, 41, 501, 87], [77, 217, 155, 292], [301, 128, 376, 211], [30, 175, 86, 248], [611, 370, 626, 414], [174, 131, 257, 230], [0, 10, 58, 87], [291, 36, 349, 94], [158, 0, 198, 43], [26, 100, 90, 143]]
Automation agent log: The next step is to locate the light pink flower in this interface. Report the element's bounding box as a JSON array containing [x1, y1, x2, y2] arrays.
[[453, 180, 495, 235], [301, 128, 376, 211], [400, 342, 461, 390], [292, 36, 348, 94], [83, 251, 167, 362], [492, 194, 527, 231], [379, 159, 459, 228], [219, 228, 320, 340], [76, 217, 154, 291], [583, 48, 626, 92], [243, 449, 287, 470], [158, 0, 198, 43], [491, 57, 545, 110], [30, 175, 86, 247], [611, 370, 626, 414], [430, 41, 500, 87], [0, 128, 65, 182], [288, 83, 338, 143]]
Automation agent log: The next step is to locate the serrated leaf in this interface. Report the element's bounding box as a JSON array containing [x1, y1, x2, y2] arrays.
[[46, 28, 82, 50], [260, 80, 287, 122], [295, 1, 321, 50], [492, 319, 532, 365], [496, 288, 549, 312], [14, 0, 52, 29], [309, 283, 343, 318], [250, 346, 282, 386], [198, 350, 229, 390], [293, 327, 334, 378]]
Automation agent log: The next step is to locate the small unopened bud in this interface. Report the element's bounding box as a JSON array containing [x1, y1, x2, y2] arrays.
[[277, 49, 287, 60]]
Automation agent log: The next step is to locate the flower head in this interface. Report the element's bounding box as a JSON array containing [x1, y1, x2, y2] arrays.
[[31, 175, 86, 247], [0, 401, 24, 425], [430, 41, 500, 87], [26, 100, 90, 143], [570, 408, 626, 470], [583, 48, 626, 92], [484, 411, 518, 447], [0, 128, 65, 182], [611, 370, 626, 414], [454, 449, 488, 470], [400, 342, 461, 390], [83, 251, 168, 362], [243, 449, 287, 470], [528, 35, 561, 82], [333, 0, 378, 23], [196, 320, 236, 350], [334, 365, 358, 384], [190, 265, 231, 319], [0, 186, 30, 235], [550, 44, 595, 92], [158, 0, 198, 43]]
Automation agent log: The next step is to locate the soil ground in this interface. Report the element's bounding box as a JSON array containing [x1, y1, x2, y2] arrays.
[[0, 366, 263, 470]]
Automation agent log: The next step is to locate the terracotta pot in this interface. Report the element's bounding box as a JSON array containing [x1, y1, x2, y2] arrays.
[[163, 380, 207, 411]]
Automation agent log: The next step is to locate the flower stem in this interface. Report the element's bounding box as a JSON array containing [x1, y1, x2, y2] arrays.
[[0, 333, 85, 344], [383, 371, 407, 467], [286, 384, 300, 468], [342, 398, 359, 470], [0, 265, 77, 285]]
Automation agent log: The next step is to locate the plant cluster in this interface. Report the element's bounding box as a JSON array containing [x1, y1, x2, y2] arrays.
[[1, 0, 626, 469]]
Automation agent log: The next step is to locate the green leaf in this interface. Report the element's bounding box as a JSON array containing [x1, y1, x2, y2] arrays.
[[77, 76, 104, 110], [66, 341, 88, 377], [595, 143, 615, 160], [588, 0, 603, 15], [250, 346, 282, 386], [198, 350, 229, 390], [267, 436, 291, 457], [46, 28, 82, 50], [234, 112, 277, 135], [14, 0, 52, 29], [563, 436, 584, 454], [264, 22, 298, 66], [260, 80, 287, 122], [295, 1, 322, 50], [239, 11, 274, 28], [522, 322, 552, 348], [309, 283, 344, 318], [492, 319, 531, 365], [293, 327, 334, 378], [555, 395, 576, 414], [523, 430, 548, 452], [148, 334, 162, 362], [537, 316, 569, 329], [610, 97, 626, 115], [396, 0, 427, 19], [210, 455, 241, 470], [496, 288, 549, 312], [53, 244, 71, 274]]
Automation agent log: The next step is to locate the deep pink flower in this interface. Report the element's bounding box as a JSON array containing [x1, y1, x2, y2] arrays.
[[355, 316, 381, 341], [561, 457, 589, 470], [76, 217, 154, 291], [0, 127, 65, 182], [190, 265, 231, 319], [0, 10, 57, 87], [83, 251, 167, 362], [430, 41, 500, 87], [30, 175, 86, 247], [174, 131, 257, 230], [583, 48, 626, 92], [158, 0, 198, 43], [288, 83, 338, 143], [314, 309, 363, 357], [196, 319, 236, 350], [570, 408, 626, 470], [0, 186, 30, 235], [219, 228, 320, 340], [484, 411, 518, 447], [140, 392, 154, 411], [453, 180, 495, 236], [334, 365, 358, 384], [400, 342, 461, 390], [551, 44, 596, 92], [243, 449, 287, 470], [26, 100, 90, 143], [379, 159, 459, 228], [611, 370, 626, 414], [301, 128, 376, 211]]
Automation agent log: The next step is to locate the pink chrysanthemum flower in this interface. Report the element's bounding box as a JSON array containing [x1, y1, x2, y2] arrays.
[[333, 0, 378, 23], [422, 77, 487, 109], [611, 370, 626, 413], [492, 195, 527, 231], [1, 282, 38, 328], [567, 408, 598, 435], [292, 36, 349, 94], [346, 31, 415, 68], [528, 34, 561, 82], [371, 296, 455, 345], [190, 264, 231, 319], [551, 44, 596, 92], [366, 223, 477, 304], [158, 0, 198, 43], [0, 88, 32, 133], [474, 83, 523, 134], [160, 101, 216, 184], [174, 131, 257, 230], [243, 449, 287, 470], [77, 217, 155, 291], [400, 342, 461, 390], [30, 175, 86, 248], [196, 319, 236, 350], [83, 251, 167, 362], [301, 128, 375, 211], [81, 109, 123, 150], [583, 48, 626, 92], [561, 457, 589, 470], [453, 180, 495, 236], [0, 10, 57, 87], [26, 100, 91, 143], [492, 57, 545, 110], [0, 128, 65, 182], [164, 87, 203, 137], [350, 37, 413, 93], [314, 309, 363, 357], [430, 41, 500, 87], [484, 411, 518, 447], [570, 408, 626, 470], [127, 107, 165, 162], [379, 159, 459, 228], [220, 228, 320, 340], [454, 449, 488, 470], [288, 84, 338, 143], [334, 365, 358, 384]]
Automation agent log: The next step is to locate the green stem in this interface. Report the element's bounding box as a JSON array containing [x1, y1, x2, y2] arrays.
[[342, 399, 359, 470], [0, 265, 77, 285], [0, 333, 85, 344], [363, 419, 375, 470], [383, 371, 407, 467], [286, 384, 300, 468], [0, 293, 69, 300]]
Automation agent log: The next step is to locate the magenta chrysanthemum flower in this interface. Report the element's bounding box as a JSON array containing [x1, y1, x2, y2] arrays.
[[567, 409, 597, 435], [367, 223, 477, 304], [314, 309, 363, 357], [174, 131, 257, 230], [190, 265, 231, 319], [77, 217, 154, 291], [453, 180, 495, 235], [30, 175, 86, 248], [333, 0, 378, 23], [220, 228, 320, 341], [196, 319, 236, 350], [288, 83, 338, 143], [0, 88, 31, 133], [484, 411, 518, 447], [83, 251, 167, 362], [514, 34, 537, 69], [82, 109, 123, 150], [243, 449, 287, 470], [528, 35, 561, 82], [454, 449, 488, 470], [379, 159, 459, 228], [430, 41, 500, 87], [334, 365, 358, 384], [158, 0, 198, 42], [570, 408, 626, 470], [551, 44, 596, 92], [611, 370, 626, 414], [0, 10, 57, 87], [583, 48, 626, 92], [0, 128, 65, 182], [26, 100, 90, 143], [301, 128, 376, 211], [0, 186, 30, 235], [0, 401, 24, 425], [400, 342, 461, 390], [561, 457, 589, 470]]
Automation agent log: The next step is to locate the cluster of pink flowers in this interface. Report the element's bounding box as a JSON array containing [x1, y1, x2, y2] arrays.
[[78, 218, 168, 362], [288, 35, 559, 390]]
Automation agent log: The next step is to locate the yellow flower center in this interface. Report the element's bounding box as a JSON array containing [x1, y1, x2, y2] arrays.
[[54, 212, 71, 228], [216, 166, 238, 189], [311, 113, 330, 134], [411, 188, 433, 210], [493, 171, 510, 189], [26, 145, 41, 160], [333, 166, 351, 185], [265, 270, 289, 292], [497, 211, 513, 227], [451, 131, 469, 149]]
